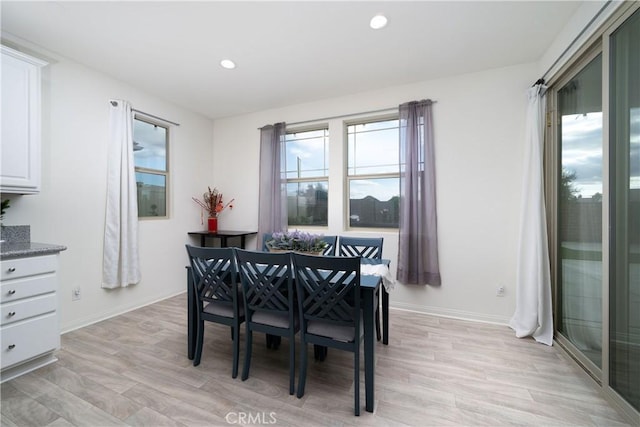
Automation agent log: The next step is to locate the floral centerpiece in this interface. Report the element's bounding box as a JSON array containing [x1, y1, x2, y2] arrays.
[[192, 187, 234, 233], [266, 230, 328, 255]]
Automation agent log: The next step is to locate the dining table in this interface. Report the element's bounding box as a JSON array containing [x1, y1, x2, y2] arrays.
[[185, 256, 391, 413]]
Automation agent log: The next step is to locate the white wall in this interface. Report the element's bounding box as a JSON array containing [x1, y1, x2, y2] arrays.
[[213, 62, 537, 324], [2, 46, 215, 332], [538, 0, 625, 80]]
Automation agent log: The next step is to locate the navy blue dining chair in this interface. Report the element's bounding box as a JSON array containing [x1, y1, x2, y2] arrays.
[[338, 236, 384, 341], [260, 233, 272, 252], [185, 245, 244, 378], [235, 249, 298, 395], [292, 253, 363, 415], [338, 236, 383, 259], [319, 235, 337, 256]]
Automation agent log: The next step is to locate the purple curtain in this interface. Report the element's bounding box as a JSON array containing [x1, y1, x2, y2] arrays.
[[258, 123, 287, 239], [397, 100, 441, 285]]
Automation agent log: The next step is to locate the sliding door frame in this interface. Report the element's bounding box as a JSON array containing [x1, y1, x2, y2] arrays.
[[546, 41, 604, 384], [545, 1, 640, 424], [602, 4, 640, 422]]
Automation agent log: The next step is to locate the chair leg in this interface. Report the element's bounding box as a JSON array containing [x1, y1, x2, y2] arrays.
[[297, 343, 308, 398], [314, 345, 328, 361], [193, 319, 204, 366], [288, 334, 295, 395], [231, 323, 240, 378], [242, 327, 253, 381], [354, 350, 360, 416], [375, 292, 381, 342]]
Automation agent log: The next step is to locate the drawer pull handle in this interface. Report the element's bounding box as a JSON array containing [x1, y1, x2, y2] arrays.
[[7, 311, 16, 317], [7, 290, 16, 295], [7, 267, 16, 273], [8, 344, 16, 350]]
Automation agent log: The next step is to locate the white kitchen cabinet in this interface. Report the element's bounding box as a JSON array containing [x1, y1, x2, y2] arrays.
[[0, 254, 60, 382], [0, 45, 47, 194]]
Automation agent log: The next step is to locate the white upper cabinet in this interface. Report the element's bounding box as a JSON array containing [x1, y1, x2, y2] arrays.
[[1, 45, 47, 194]]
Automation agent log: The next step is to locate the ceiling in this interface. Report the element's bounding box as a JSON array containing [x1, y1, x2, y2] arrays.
[[1, 1, 582, 120]]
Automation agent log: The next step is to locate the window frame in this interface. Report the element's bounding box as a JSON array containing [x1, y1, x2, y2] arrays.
[[133, 113, 170, 219], [284, 125, 330, 228], [344, 114, 400, 230]]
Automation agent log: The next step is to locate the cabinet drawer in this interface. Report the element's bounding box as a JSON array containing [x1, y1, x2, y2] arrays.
[[0, 274, 56, 303], [1, 294, 56, 326], [1, 255, 57, 281], [1, 313, 59, 370]]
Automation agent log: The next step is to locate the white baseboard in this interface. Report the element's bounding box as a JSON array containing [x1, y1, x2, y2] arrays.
[[60, 290, 186, 334], [391, 301, 511, 326], [60, 290, 510, 334]]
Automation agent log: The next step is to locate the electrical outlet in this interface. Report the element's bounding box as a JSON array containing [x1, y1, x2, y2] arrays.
[[496, 286, 505, 297], [72, 287, 81, 301]]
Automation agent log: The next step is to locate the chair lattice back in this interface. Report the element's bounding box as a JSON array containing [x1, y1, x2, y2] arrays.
[[186, 246, 237, 307], [321, 235, 338, 256], [261, 233, 272, 252], [292, 253, 360, 327], [236, 249, 294, 315], [338, 236, 383, 259]]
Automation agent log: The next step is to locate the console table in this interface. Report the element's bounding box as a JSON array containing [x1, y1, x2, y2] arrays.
[[188, 230, 257, 249]]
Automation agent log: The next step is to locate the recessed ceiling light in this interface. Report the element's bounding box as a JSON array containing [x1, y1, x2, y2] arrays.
[[220, 59, 236, 69], [370, 14, 388, 30]]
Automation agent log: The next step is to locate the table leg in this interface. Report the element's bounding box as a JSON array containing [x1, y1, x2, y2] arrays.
[[382, 287, 389, 345], [240, 235, 246, 249], [363, 286, 375, 412], [200, 235, 206, 247], [187, 267, 195, 360]]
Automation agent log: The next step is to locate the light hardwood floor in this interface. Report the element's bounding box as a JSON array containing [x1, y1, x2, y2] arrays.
[[1, 293, 633, 427]]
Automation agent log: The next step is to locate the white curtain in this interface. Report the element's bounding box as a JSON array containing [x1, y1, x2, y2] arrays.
[[102, 100, 140, 289], [509, 84, 553, 346]]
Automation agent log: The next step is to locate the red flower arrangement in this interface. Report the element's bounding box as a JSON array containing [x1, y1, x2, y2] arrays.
[[192, 187, 234, 218]]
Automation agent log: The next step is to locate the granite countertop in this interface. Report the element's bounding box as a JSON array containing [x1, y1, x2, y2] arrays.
[[0, 225, 67, 259], [0, 241, 67, 259]]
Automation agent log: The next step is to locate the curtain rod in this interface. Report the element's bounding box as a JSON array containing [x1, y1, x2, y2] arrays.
[[133, 109, 180, 127], [258, 101, 437, 129], [109, 100, 180, 126], [535, 0, 612, 85]]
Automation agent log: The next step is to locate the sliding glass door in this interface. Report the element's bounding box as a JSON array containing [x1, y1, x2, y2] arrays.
[[557, 54, 603, 369], [609, 8, 640, 410], [550, 4, 640, 418]]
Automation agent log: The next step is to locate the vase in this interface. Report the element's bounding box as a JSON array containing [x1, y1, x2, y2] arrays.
[[207, 216, 218, 233]]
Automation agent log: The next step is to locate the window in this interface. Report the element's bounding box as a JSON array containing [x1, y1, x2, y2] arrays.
[[133, 115, 169, 218], [284, 128, 329, 226], [347, 118, 400, 228]]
